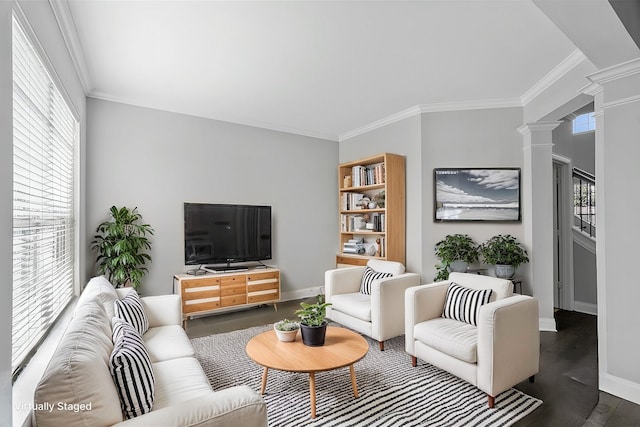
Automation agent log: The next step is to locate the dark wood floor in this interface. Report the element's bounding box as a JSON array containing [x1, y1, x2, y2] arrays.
[[185, 302, 640, 426]]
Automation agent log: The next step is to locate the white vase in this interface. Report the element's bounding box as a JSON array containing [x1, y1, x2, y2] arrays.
[[495, 264, 515, 279]]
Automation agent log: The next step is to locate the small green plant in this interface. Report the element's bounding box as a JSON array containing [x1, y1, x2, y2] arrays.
[[479, 234, 529, 268], [91, 206, 154, 289], [274, 319, 300, 332], [295, 295, 332, 327], [434, 234, 479, 281]]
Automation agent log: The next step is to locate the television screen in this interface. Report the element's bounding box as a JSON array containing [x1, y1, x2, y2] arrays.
[[434, 168, 521, 222], [184, 203, 272, 265]]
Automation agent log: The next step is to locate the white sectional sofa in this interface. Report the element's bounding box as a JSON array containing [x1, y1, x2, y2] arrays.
[[32, 276, 267, 427]]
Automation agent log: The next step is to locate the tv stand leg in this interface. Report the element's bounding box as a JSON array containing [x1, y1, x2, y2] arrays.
[[273, 303, 278, 312]]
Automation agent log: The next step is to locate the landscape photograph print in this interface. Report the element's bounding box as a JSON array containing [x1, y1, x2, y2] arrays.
[[434, 168, 521, 221]]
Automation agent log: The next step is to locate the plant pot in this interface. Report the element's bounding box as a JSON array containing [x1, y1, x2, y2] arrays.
[[448, 260, 469, 273], [274, 326, 298, 342], [300, 321, 328, 346], [495, 264, 515, 279]]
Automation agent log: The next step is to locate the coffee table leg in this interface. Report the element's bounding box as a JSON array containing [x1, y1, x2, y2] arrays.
[[309, 372, 316, 418], [260, 367, 269, 395], [350, 364, 359, 398]]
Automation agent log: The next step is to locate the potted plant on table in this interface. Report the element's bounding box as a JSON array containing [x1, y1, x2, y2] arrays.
[[273, 319, 300, 342], [479, 234, 530, 279], [434, 234, 479, 281], [91, 206, 154, 290], [295, 295, 332, 347]]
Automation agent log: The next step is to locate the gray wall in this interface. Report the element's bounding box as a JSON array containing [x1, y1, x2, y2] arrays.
[[339, 107, 526, 285], [421, 108, 526, 284], [574, 242, 597, 304], [552, 105, 595, 175], [86, 98, 338, 297], [1, 1, 87, 425], [339, 116, 423, 275]]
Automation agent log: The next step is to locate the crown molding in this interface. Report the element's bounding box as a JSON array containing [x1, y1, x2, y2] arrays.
[[587, 57, 640, 85], [49, 0, 91, 94], [339, 98, 521, 142], [520, 49, 587, 106], [88, 93, 339, 142]]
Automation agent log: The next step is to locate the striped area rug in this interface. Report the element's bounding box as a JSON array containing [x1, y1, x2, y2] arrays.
[[191, 324, 541, 426]]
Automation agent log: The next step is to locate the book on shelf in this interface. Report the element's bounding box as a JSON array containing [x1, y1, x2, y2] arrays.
[[350, 163, 385, 187]]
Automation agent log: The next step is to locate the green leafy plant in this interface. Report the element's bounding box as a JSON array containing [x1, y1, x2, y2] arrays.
[[91, 206, 154, 289], [274, 319, 300, 331], [434, 234, 479, 281], [295, 295, 332, 327], [479, 234, 529, 268]]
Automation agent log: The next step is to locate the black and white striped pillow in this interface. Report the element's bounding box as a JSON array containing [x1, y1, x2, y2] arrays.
[[110, 317, 155, 419], [114, 291, 149, 335], [442, 283, 493, 326], [359, 266, 394, 295]]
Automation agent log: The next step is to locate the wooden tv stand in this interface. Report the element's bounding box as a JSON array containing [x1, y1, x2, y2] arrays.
[[173, 267, 280, 327]]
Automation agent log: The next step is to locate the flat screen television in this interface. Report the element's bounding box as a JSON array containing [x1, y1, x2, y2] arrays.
[[184, 203, 272, 267], [434, 168, 521, 222]]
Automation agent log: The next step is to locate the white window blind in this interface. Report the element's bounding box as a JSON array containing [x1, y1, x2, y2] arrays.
[[12, 16, 77, 374]]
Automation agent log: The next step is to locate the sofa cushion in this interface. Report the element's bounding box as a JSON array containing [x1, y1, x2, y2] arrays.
[[115, 291, 149, 335], [111, 317, 155, 419], [414, 317, 478, 363], [144, 325, 195, 362], [75, 275, 118, 318], [34, 300, 123, 427], [442, 283, 492, 326], [367, 259, 405, 276], [359, 266, 393, 295], [331, 292, 371, 321], [152, 357, 213, 411]]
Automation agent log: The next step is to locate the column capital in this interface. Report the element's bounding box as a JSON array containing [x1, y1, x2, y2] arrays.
[[517, 121, 562, 136]]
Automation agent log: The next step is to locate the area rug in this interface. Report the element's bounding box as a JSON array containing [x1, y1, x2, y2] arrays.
[[191, 324, 542, 426]]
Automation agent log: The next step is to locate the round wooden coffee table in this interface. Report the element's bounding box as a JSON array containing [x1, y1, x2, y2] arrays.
[[246, 326, 368, 418]]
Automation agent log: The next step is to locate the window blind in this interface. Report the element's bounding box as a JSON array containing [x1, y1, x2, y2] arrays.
[[12, 16, 77, 374]]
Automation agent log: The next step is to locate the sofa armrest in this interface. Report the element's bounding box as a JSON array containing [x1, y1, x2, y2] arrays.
[[112, 386, 267, 427], [141, 294, 183, 328], [404, 282, 449, 355], [477, 295, 539, 397], [370, 273, 422, 341], [325, 267, 366, 320]]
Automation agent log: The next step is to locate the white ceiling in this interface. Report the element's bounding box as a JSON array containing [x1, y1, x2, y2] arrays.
[[61, 0, 580, 141]]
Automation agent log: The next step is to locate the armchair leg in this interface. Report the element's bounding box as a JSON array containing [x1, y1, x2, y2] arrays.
[[379, 341, 384, 351], [529, 375, 535, 383], [411, 355, 417, 367], [488, 395, 495, 408]]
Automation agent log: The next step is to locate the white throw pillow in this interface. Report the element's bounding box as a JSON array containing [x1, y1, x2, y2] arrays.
[[110, 317, 155, 419], [442, 283, 492, 326], [114, 291, 149, 335]]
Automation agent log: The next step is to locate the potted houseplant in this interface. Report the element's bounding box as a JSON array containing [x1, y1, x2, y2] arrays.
[[273, 319, 300, 342], [434, 234, 479, 281], [295, 295, 332, 346], [479, 234, 530, 279], [91, 206, 154, 289]]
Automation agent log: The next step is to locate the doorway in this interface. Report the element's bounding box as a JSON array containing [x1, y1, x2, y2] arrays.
[[552, 156, 574, 311]]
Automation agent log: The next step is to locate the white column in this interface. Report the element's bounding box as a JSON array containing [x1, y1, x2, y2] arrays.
[[586, 58, 640, 404], [518, 122, 561, 332]]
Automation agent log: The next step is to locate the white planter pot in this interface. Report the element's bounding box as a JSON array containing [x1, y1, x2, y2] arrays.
[[495, 264, 515, 279], [448, 260, 469, 273], [274, 326, 298, 342]]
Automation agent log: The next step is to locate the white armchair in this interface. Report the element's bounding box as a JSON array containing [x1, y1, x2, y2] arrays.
[[405, 272, 539, 408], [325, 259, 421, 350]]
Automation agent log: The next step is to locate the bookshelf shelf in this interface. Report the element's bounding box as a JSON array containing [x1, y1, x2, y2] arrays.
[[336, 153, 405, 267]]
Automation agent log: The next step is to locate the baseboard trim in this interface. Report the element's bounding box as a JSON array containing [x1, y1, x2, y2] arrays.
[[280, 286, 324, 302], [539, 317, 557, 332], [600, 372, 640, 406], [574, 301, 598, 316]]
